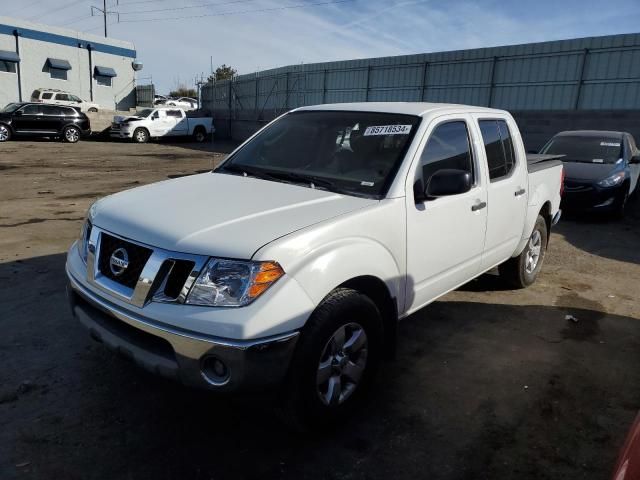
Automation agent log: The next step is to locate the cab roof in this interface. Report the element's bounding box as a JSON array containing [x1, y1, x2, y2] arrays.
[[294, 102, 508, 117]]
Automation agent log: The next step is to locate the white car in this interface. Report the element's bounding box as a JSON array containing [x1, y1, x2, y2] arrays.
[[166, 97, 198, 110], [66, 102, 563, 427], [31, 88, 100, 113], [110, 107, 214, 143]]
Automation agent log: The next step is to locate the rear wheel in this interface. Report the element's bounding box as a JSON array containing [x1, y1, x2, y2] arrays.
[[499, 214, 548, 289], [63, 125, 81, 143], [280, 288, 382, 431], [193, 127, 206, 143], [133, 128, 149, 144], [0, 124, 11, 142], [88, 107, 98, 113]]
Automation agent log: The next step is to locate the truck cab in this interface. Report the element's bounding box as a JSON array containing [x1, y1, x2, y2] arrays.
[[67, 102, 562, 427]]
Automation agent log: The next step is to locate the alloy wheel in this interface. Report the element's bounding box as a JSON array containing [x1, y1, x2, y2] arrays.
[[65, 128, 79, 143], [0, 125, 9, 142], [525, 229, 542, 274], [316, 322, 368, 406]]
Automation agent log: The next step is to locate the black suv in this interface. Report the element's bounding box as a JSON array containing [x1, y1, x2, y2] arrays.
[[0, 102, 91, 143]]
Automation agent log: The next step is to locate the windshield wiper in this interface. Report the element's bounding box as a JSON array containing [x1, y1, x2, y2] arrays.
[[218, 163, 278, 181], [262, 171, 338, 190]]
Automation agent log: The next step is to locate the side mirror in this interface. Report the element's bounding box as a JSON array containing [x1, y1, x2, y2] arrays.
[[630, 154, 640, 164], [426, 169, 472, 198], [14, 110, 22, 116]]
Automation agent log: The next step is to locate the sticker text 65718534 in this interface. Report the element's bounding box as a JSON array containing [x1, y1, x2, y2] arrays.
[[364, 125, 412, 136]]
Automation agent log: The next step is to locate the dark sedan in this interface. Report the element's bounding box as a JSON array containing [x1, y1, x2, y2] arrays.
[[540, 130, 640, 217], [0, 102, 91, 143]]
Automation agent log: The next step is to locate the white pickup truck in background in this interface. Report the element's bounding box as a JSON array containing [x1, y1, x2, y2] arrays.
[[67, 102, 563, 428], [110, 107, 214, 143]]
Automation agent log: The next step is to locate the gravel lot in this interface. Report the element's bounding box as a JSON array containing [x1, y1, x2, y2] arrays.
[[1, 138, 639, 480]]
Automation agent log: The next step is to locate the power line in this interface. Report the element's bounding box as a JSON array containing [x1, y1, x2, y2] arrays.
[[116, 0, 262, 16], [118, 0, 355, 23]]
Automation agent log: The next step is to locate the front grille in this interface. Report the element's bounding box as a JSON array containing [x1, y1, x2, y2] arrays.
[[164, 260, 196, 299], [564, 181, 593, 193], [98, 233, 153, 289]]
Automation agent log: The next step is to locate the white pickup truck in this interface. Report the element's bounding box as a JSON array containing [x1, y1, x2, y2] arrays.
[[67, 102, 563, 427], [110, 107, 214, 143]]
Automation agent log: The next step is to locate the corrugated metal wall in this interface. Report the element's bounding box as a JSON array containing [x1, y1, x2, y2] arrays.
[[202, 32, 640, 139]]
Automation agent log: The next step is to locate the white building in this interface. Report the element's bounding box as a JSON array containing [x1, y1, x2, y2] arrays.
[[0, 16, 141, 111]]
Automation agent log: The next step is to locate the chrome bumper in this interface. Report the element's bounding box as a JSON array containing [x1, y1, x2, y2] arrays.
[[67, 270, 299, 392]]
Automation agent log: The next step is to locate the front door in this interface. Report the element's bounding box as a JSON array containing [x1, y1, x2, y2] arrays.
[[13, 104, 43, 133], [473, 116, 528, 270], [405, 116, 488, 313]]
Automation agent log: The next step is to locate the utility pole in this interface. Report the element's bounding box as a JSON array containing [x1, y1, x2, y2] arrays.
[[91, 0, 119, 38]]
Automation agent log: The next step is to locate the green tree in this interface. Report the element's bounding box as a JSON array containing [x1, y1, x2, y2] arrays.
[[209, 64, 237, 82], [169, 86, 197, 98]]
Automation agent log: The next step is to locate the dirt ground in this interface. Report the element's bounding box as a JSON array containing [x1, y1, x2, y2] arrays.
[[1, 138, 639, 480]]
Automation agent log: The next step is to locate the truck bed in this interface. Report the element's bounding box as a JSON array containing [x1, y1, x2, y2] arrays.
[[526, 154, 564, 173]]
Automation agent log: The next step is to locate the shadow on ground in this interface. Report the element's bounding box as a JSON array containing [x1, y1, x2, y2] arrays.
[[1, 254, 639, 479]]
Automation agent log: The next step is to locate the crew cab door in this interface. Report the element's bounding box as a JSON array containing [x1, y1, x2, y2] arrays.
[[168, 109, 188, 136], [472, 116, 528, 270], [405, 116, 488, 313], [149, 110, 173, 136]]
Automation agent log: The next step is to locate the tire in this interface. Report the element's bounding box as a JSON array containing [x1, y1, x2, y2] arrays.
[[63, 125, 81, 143], [88, 107, 98, 113], [0, 123, 11, 142], [499, 214, 548, 289], [279, 288, 383, 431], [133, 128, 150, 144], [613, 185, 629, 219], [193, 127, 206, 143]]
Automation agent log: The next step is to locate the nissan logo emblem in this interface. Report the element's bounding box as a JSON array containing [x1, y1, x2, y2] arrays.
[[109, 248, 129, 276]]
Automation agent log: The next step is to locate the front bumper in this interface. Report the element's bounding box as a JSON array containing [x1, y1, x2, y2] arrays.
[[67, 270, 299, 392], [110, 129, 133, 139], [561, 181, 625, 212]]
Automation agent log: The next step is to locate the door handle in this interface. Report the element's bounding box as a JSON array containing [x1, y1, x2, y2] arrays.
[[471, 201, 487, 211], [514, 188, 526, 197]]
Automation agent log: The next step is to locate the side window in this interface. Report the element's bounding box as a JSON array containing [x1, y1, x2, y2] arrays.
[[479, 119, 516, 181], [21, 105, 41, 115], [55, 93, 69, 101], [416, 121, 474, 192], [41, 92, 54, 100], [42, 105, 63, 116]]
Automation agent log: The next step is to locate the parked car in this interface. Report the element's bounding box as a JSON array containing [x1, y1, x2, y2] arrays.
[[66, 103, 563, 426], [540, 130, 640, 217], [153, 95, 168, 106], [0, 102, 91, 143], [31, 88, 100, 113], [110, 107, 214, 143], [166, 97, 198, 110], [611, 413, 640, 480]]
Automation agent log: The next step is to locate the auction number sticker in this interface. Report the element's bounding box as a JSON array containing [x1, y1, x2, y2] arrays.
[[364, 125, 412, 136]]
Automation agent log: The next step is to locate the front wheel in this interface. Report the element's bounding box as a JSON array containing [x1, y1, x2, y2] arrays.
[[499, 214, 548, 289], [63, 126, 81, 143], [0, 124, 11, 142], [279, 288, 382, 431], [132, 128, 149, 144]]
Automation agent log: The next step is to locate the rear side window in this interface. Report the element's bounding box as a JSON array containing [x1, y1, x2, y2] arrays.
[[31, 89, 41, 98], [41, 92, 53, 100], [42, 105, 63, 116], [479, 119, 516, 181], [417, 121, 474, 189], [166, 110, 183, 118]]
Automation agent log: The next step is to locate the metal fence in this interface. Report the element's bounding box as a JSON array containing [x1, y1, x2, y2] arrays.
[[136, 84, 155, 107], [202, 32, 640, 139]]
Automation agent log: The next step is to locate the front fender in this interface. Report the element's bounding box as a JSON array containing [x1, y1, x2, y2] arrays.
[[271, 237, 403, 312]]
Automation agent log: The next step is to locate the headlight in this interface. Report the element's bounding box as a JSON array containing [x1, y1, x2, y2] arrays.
[[597, 171, 626, 187], [77, 201, 99, 264], [186, 259, 284, 307]]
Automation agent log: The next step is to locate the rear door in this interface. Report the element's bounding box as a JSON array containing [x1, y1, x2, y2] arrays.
[[473, 116, 528, 270], [53, 93, 72, 107], [165, 109, 186, 135], [40, 105, 65, 132], [405, 115, 488, 313]]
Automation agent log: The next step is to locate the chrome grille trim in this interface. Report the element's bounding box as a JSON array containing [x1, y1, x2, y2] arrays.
[[86, 226, 208, 308]]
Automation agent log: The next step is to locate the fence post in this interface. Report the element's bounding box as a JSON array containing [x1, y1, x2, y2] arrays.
[[574, 48, 589, 110], [228, 80, 232, 139], [365, 65, 371, 101], [254, 74, 259, 114], [322, 69, 327, 104], [421, 61, 429, 101], [488, 56, 498, 107]]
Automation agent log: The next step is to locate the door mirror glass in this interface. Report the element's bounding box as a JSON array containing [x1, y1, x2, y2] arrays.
[[425, 169, 472, 198]]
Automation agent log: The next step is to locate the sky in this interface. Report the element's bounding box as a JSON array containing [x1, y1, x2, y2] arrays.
[[1, 0, 640, 93]]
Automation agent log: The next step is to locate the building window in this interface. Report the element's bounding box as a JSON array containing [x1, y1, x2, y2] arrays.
[[0, 61, 17, 73], [95, 74, 112, 87], [50, 67, 68, 80]]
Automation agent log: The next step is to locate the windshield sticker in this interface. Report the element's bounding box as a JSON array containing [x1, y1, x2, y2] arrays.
[[360, 181, 375, 187], [592, 159, 604, 163], [600, 142, 621, 147], [364, 125, 412, 136]]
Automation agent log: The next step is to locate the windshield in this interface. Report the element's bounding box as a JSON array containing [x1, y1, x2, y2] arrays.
[[217, 110, 421, 198], [541, 135, 623, 164], [2, 103, 22, 113], [135, 109, 154, 118]]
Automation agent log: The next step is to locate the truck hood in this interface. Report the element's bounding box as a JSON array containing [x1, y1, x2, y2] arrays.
[[91, 172, 377, 258], [562, 160, 621, 182]]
